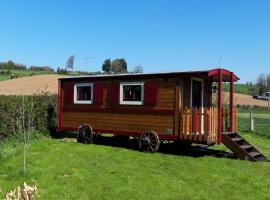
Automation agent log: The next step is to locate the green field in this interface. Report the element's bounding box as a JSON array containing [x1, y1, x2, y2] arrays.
[[222, 83, 255, 95], [0, 70, 54, 81], [0, 132, 270, 200], [238, 109, 270, 138], [0, 69, 103, 81]]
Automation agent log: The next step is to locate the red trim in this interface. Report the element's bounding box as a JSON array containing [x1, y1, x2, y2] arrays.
[[62, 107, 174, 115], [57, 80, 63, 132], [93, 83, 104, 105], [144, 82, 158, 105], [59, 127, 180, 140], [95, 129, 140, 137], [217, 69, 222, 144], [63, 82, 74, 105], [229, 72, 234, 132], [108, 82, 119, 105], [208, 68, 239, 81]]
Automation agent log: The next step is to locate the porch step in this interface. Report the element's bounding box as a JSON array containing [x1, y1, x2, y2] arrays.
[[240, 145, 253, 150], [222, 132, 268, 162], [249, 152, 262, 158], [231, 137, 243, 143]]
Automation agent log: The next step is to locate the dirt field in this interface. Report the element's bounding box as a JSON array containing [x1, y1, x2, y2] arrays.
[[0, 75, 268, 107], [213, 92, 269, 107], [0, 74, 64, 95], [231, 92, 269, 107]]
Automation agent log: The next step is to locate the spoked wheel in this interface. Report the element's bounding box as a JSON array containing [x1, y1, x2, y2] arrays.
[[77, 124, 94, 144], [138, 131, 160, 152]]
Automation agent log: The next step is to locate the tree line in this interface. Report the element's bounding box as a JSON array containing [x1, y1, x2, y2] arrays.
[[101, 58, 143, 73], [255, 74, 270, 95], [0, 60, 53, 72], [0, 57, 144, 75]]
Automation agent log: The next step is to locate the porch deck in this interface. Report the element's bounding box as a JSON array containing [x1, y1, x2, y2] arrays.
[[179, 107, 238, 144]]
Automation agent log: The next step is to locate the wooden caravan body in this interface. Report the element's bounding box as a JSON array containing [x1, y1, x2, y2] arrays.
[[57, 68, 239, 146]]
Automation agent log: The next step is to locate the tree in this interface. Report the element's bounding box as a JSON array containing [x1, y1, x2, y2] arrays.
[[66, 55, 75, 70], [256, 74, 267, 95], [111, 58, 127, 73], [102, 59, 111, 73], [0, 60, 26, 70], [266, 75, 270, 92], [133, 65, 144, 73], [57, 67, 67, 74]]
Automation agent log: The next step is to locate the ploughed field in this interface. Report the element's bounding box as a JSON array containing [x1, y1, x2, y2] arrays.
[[0, 133, 270, 199], [0, 74, 64, 95]]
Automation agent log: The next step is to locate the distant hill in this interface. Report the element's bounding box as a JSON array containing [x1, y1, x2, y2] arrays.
[[222, 83, 255, 95], [0, 69, 54, 81]]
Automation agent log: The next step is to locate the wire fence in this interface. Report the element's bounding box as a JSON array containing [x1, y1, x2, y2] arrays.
[[238, 107, 270, 138]]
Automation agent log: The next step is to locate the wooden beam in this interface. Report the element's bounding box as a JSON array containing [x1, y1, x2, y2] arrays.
[[57, 80, 63, 132], [229, 72, 234, 132], [217, 69, 223, 144], [174, 84, 180, 136]]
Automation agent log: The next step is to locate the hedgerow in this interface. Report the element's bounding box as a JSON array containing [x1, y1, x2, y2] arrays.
[[0, 93, 57, 139]]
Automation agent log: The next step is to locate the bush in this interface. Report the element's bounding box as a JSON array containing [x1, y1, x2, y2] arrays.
[[0, 60, 27, 70], [0, 94, 57, 139]]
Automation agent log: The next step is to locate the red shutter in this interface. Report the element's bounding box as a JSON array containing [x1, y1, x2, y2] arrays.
[[108, 82, 119, 105], [93, 83, 104, 105], [144, 82, 158, 105], [64, 82, 74, 105]]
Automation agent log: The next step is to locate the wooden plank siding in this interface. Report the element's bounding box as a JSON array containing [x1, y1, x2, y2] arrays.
[[62, 112, 174, 134], [59, 76, 213, 142], [61, 78, 176, 136]]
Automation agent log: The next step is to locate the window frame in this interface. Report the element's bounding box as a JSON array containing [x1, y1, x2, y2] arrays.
[[120, 82, 144, 105], [74, 83, 94, 104]]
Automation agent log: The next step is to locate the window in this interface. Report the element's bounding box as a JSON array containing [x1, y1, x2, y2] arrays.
[[120, 82, 144, 105], [74, 83, 93, 104]]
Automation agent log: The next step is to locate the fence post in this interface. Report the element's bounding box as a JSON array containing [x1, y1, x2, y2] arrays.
[[249, 107, 254, 132]]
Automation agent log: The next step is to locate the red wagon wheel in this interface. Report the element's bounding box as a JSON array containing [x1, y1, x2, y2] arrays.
[[138, 131, 160, 152], [77, 124, 94, 144]]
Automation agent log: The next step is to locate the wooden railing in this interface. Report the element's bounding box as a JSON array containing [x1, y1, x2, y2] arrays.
[[180, 107, 238, 143], [222, 107, 238, 132]]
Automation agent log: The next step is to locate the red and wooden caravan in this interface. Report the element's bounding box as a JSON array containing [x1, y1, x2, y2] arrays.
[[57, 68, 267, 161]]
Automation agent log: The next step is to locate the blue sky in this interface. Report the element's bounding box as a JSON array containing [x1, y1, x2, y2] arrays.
[[0, 0, 270, 83]]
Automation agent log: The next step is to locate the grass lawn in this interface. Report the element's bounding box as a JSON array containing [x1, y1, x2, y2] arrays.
[[0, 133, 270, 199]]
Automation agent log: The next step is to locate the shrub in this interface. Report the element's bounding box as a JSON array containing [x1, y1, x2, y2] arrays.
[[0, 94, 57, 139]]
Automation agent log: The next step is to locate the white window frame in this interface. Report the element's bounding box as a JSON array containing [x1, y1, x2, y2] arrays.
[[120, 82, 144, 105], [74, 83, 93, 104]]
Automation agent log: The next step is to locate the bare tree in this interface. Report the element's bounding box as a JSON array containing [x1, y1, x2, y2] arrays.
[[256, 74, 266, 95], [266, 75, 270, 92], [133, 65, 144, 73], [66, 55, 75, 70]]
